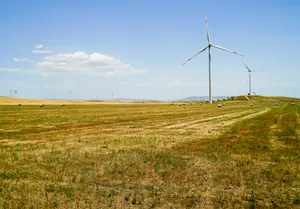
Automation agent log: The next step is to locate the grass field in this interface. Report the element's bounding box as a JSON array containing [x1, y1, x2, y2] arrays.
[[0, 97, 299, 208]]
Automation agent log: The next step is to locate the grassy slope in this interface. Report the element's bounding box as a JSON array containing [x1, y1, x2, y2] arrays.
[[234, 95, 300, 102], [0, 101, 299, 208]]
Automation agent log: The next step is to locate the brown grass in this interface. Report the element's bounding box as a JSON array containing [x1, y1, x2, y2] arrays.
[[0, 99, 299, 208]]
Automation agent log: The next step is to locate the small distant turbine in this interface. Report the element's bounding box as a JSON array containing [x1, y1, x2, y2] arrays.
[[68, 91, 72, 100], [109, 87, 114, 102], [242, 61, 263, 95], [182, 14, 244, 104]]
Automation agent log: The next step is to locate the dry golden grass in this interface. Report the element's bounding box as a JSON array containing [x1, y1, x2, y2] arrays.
[[0, 98, 299, 208], [0, 96, 167, 106]]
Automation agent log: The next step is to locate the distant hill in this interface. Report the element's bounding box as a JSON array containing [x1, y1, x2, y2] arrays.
[[234, 95, 300, 102], [114, 98, 164, 103], [181, 96, 231, 101]]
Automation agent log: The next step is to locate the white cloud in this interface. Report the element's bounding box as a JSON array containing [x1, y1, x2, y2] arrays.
[[35, 52, 147, 77], [13, 58, 33, 63], [3, 51, 147, 77], [36, 44, 43, 49], [31, 44, 52, 54], [31, 50, 52, 54]]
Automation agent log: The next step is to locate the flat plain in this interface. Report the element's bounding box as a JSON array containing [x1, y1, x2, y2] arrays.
[[0, 96, 299, 208]]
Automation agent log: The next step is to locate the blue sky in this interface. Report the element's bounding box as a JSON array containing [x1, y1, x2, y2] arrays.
[[0, 0, 299, 100]]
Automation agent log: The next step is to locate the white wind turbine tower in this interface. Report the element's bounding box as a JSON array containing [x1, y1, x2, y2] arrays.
[[182, 14, 244, 104], [242, 61, 263, 95]]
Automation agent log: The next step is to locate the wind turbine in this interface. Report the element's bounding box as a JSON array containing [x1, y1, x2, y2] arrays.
[[242, 61, 263, 95], [109, 87, 114, 102], [68, 91, 72, 100], [182, 14, 244, 104]]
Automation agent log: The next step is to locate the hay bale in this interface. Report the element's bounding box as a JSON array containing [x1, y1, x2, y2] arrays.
[[218, 103, 221, 108], [61, 104, 65, 107], [250, 103, 253, 106], [292, 103, 294, 105], [276, 103, 278, 106], [18, 104, 22, 106], [40, 104, 44, 107]]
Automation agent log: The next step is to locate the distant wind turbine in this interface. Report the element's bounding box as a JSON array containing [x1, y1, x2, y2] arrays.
[[242, 61, 263, 95], [109, 87, 114, 101], [182, 14, 244, 104], [68, 91, 72, 100]]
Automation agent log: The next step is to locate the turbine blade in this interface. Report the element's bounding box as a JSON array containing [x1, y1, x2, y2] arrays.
[[242, 61, 251, 72], [211, 44, 244, 57], [182, 46, 208, 65], [205, 14, 211, 44]]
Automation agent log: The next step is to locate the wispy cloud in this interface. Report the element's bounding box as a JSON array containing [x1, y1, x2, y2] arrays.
[[35, 44, 43, 49], [31, 50, 53, 54], [31, 44, 53, 54], [13, 58, 33, 63]]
